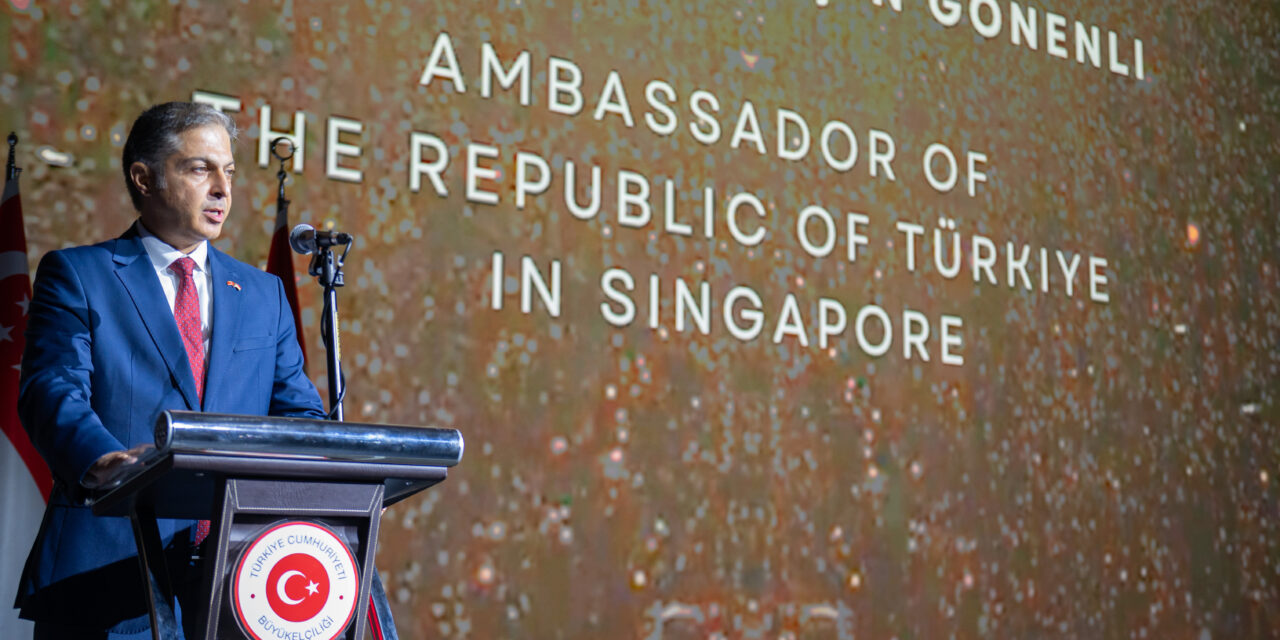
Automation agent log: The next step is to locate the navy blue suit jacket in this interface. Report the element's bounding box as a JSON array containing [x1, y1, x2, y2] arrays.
[[14, 227, 324, 632]]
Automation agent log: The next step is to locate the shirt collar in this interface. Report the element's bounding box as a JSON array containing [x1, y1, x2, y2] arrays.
[[136, 221, 209, 274]]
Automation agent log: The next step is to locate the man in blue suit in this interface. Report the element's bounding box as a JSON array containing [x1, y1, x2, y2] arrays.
[[13, 102, 325, 638]]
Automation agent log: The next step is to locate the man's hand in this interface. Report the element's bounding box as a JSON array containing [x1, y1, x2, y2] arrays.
[[83, 443, 154, 489]]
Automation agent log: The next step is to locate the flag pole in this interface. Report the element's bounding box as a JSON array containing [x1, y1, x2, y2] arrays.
[[273, 137, 291, 229], [265, 137, 310, 370], [5, 132, 19, 183]]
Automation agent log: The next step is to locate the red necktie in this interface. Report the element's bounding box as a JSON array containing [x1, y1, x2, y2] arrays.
[[169, 257, 210, 544], [169, 257, 206, 401]]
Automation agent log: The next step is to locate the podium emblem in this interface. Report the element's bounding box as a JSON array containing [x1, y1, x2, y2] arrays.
[[232, 520, 360, 640]]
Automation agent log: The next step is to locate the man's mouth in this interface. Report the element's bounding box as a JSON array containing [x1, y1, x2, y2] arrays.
[[204, 208, 225, 221]]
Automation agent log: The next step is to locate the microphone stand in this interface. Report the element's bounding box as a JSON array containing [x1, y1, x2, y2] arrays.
[[304, 234, 403, 639], [309, 242, 347, 421]]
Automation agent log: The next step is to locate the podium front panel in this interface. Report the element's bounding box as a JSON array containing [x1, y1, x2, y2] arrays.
[[204, 478, 383, 640]]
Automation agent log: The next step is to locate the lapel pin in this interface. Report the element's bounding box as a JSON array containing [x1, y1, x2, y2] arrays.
[[226, 280, 242, 291]]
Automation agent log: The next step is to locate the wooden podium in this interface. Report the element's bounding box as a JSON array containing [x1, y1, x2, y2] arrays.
[[91, 411, 464, 640]]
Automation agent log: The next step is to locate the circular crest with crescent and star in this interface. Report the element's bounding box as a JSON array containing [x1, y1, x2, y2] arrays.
[[232, 520, 360, 640]]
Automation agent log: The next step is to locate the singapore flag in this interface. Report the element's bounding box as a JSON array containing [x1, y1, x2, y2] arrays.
[[0, 159, 50, 637]]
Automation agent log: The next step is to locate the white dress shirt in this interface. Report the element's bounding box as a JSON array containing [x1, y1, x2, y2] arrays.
[[136, 222, 213, 364]]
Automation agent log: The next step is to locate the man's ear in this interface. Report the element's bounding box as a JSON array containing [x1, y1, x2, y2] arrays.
[[129, 162, 155, 197]]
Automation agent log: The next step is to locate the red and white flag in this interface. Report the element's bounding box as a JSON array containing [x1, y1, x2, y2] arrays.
[[0, 161, 48, 637], [266, 198, 307, 369]]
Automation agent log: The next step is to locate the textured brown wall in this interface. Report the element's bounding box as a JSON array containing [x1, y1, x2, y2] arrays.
[[4, 0, 1279, 637]]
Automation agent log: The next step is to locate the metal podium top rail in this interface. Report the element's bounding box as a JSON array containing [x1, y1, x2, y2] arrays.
[[91, 411, 464, 518], [155, 411, 464, 467]]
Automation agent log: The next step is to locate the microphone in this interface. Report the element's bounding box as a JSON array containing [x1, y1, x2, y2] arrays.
[[290, 223, 353, 255]]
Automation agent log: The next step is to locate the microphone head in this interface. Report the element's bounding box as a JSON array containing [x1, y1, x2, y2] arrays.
[[289, 223, 316, 255]]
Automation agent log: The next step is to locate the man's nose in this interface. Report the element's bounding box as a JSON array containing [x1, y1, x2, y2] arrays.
[[210, 170, 231, 198]]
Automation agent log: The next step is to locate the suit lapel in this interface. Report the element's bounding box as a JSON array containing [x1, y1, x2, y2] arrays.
[[112, 231, 201, 410], [203, 248, 243, 411]]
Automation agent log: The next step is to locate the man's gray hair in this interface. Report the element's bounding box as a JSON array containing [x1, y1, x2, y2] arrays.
[[121, 102, 238, 211]]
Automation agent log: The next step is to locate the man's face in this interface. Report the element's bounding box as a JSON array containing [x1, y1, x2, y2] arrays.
[[134, 124, 235, 253]]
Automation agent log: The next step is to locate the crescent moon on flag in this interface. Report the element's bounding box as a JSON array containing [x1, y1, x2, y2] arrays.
[[277, 570, 306, 605]]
